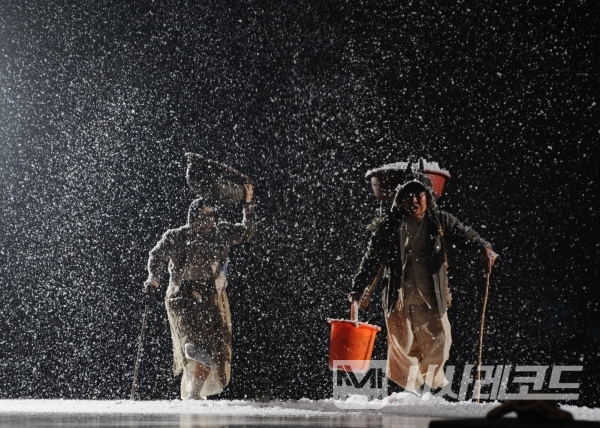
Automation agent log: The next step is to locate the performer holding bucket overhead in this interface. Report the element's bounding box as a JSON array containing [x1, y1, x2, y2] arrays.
[[144, 154, 256, 400]]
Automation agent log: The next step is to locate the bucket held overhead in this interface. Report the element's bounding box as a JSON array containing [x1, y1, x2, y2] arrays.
[[185, 152, 254, 204]]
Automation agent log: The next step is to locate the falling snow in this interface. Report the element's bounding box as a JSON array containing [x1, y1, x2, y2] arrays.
[[0, 0, 598, 411]]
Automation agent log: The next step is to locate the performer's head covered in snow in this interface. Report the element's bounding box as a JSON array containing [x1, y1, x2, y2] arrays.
[[187, 197, 219, 233], [392, 169, 438, 214]]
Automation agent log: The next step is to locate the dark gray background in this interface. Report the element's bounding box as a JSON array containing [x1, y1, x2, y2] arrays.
[[1, 0, 598, 406]]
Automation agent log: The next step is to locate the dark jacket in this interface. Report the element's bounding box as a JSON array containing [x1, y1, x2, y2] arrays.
[[352, 208, 491, 317]]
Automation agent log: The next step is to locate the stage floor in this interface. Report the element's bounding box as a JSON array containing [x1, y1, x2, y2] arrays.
[[0, 398, 597, 428], [0, 412, 434, 428]]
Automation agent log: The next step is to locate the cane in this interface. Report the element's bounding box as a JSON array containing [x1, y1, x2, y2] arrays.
[[130, 300, 150, 401], [474, 272, 491, 403]]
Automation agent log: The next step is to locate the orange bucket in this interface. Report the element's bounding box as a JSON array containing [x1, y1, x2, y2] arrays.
[[424, 169, 451, 199], [328, 303, 381, 373], [366, 160, 451, 201]]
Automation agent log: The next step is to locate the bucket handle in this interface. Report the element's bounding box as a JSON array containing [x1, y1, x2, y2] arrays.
[[350, 300, 359, 328]]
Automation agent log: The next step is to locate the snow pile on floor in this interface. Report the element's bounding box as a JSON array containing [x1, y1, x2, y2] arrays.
[[0, 395, 598, 421]]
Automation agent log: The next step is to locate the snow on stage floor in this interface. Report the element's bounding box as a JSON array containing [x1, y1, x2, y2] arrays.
[[1, 395, 599, 427]]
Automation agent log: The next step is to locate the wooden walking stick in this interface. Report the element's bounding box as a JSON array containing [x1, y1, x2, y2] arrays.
[[474, 272, 492, 403], [130, 302, 150, 401]]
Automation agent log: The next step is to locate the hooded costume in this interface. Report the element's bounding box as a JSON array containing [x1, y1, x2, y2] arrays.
[[352, 170, 492, 391], [147, 199, 255, 399]]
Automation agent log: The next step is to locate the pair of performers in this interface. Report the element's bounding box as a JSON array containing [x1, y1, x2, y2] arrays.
[[144, 172, 495, 399]]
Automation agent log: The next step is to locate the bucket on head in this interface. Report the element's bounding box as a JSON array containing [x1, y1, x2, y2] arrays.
[[185, 152, 253, 204], [423, 169, 450, 199], [365, 160, 451, 201], [328, 318, 381, 373]]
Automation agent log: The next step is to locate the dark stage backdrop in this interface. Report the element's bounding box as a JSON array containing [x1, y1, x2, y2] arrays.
[[1, 0, 598, 407]]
